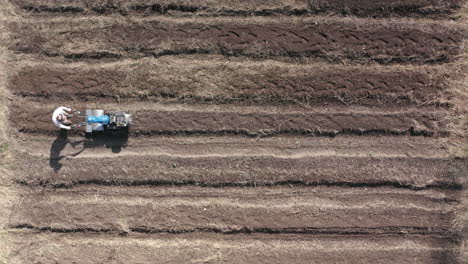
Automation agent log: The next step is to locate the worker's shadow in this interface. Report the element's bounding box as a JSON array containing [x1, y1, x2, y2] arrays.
[[49, 128, 129, 172], [49, 129, 85, 172]]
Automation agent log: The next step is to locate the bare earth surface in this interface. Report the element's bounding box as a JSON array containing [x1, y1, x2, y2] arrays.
[[9, 185, 458, 234], [1, 0, 467, 263], [9, 0, 465, 17], [8, 17, 466, 63], [8, 233, 460, 264], [10, 58, 459, 107], [13, 135, 464, 189], [10, 100, 450, 136]]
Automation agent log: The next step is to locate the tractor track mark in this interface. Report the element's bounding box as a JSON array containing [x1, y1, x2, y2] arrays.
[[11, 0, 464, 18], [10, 60, 456, 107], [307, 0, 464, 18], [16, 93, 453, 108], [9, 17, 465, 63], [12, 0, 309, 17]]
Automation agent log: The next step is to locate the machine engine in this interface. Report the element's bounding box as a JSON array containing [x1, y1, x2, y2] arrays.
[[85, 109, 132, 133]]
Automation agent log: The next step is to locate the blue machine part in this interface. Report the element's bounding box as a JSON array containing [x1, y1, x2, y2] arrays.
[[87, 115, 110, 125]]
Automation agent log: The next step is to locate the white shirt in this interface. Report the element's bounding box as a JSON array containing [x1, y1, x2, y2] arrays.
[[52, 106, 72, 130]]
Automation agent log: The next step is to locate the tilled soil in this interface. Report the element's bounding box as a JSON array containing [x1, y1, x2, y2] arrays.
[[3, 0, 466, 263], [10, 100, 449, 136], [309, 0, 464, 17], [14, 135, 465, 189], [9, 233, 460, 264], [17, 137, 466, 189], [10, 0, 464, 17], [8, 17, 466, 63], [9, 186, 458, 234], [10, 58, 457, 107], [10, 0, 311, 17]]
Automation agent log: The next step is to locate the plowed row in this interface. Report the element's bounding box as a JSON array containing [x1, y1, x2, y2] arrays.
[[9, 186, 457, 234], [10, 57, 458, 107], [9, 17, 465, 63], [9, 233, 459, 264], [10, 100, 449, 136], [14, 135, 464, 188], [3, 0, 466, 262], [11, 133, 463, 263], [308, 0, 464, 17], [11, 0, 310, 16], [10, 0, 464, 17]]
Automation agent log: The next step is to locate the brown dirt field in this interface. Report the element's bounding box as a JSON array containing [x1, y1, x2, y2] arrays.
[[8, 17, 466, 63], [16, 134, 455, 158], [10, 0, 310, 16], [10, 100, 450, 136], [2, 0, 467, 262], [9, 0, 464, 18], [8, 186, 458, 234], [14, 135, 465, 189], [10, 57, 460, 107], [17, 152, 462, 187], [309, 0, 464, 17], [8, 233, 460, 264]]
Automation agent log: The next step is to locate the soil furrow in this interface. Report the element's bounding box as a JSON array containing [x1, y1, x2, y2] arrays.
[[17, 185, 459, 204], [15, 150, 465, 189], [15, 179, 463, 190], [16, 134, 454, 159], [8, 186, 456, 235], [10, 58, 458, 107], [4, 0, 467, 262], [8, 17, 465, 63], [10, 225, 456, 236], [10, 100, 449, 136], [10, 0, 464, 17], [11, 0, 309, 17], [15, 134, 465, 189], [308, 0, 464, 17], [8, 232, 460, 264]]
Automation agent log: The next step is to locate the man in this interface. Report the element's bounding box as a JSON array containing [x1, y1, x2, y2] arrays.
[[52, 106, 75, 130]]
